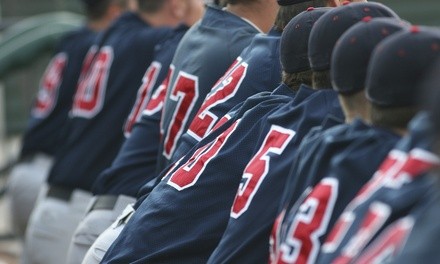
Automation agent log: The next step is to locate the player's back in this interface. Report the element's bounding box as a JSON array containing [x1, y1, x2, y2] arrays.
[[48, 12, 171, 192], [101, 84, 296, 264], [207, 85, 343, 263], [92, 24, 189, 197], [157, 6, 260, 171], [270, 119, 400, 264], [21, 26, 97, 158], [316, 113, 440, 264], [172, 28, 283, 162]]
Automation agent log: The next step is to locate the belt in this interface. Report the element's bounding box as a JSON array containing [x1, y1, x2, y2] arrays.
[[46, 185, 74, 201], [88, 195, 118, 212]]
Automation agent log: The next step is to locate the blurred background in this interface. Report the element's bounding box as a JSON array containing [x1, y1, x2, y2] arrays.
[[0, 0, 438, 262], [0, 0, 439, 168]]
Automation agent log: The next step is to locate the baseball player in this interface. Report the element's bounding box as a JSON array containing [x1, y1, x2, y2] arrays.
[[22, 1, 185, 263], [206, 4, 401, 263], [269, 17, 407, 264], [171, 0, 376, 163], [6, 0, 127, 238], [98, 3, 344, 262], [77, 1, 279, 261], [155, 0, 279, 172], [316, 26, 440, 264], [387, 63, 440, 264], [65, 1, 206, 263]]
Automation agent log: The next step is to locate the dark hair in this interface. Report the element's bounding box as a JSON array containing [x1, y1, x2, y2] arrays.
[[274, 0, 328, 31], [370, 105, 418, 130], [138, 0, 167, 13], [85, 0, 128, 20], [312, 70, 332, 89], [282, 69, 313, 91]]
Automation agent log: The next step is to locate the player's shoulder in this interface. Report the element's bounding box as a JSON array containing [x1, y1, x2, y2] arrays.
[[56, 26, 95, 49], [401, 112, 436, 152]]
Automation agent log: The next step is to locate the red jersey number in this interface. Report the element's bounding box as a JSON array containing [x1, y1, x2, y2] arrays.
[[32, 53, 68, 118], [144, 68, 172, 116], [355, 217, 414, 264], [323, 148, 440, 255], [275, 178, 339, 264], [163, 70, 199, 159], [167, 120, 239, 191], [332, 202, 391, 264], [124, 62, 162, 136], [187, 58, 248, 141], [71, 46, 113, 118], [231, 125, 295, 218]]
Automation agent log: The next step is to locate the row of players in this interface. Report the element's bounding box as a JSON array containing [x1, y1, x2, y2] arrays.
[[7, 0, 440, 263]]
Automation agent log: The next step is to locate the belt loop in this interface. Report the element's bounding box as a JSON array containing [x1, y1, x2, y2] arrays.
[[87, 195, 118, 213], [46, 185, 74, 201]]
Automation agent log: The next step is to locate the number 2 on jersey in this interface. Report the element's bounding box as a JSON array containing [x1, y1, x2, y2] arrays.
[[187, 58, 248, 141]]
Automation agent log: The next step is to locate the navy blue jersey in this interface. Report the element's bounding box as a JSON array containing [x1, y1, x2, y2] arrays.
[[20, 26, 96, 158], [91, 24, 189, 197], [316, 113, 440, 264], [207, 87, 343, 264], [269, 119, 400, 264], [101, 84, 296, 264], [157, 6, 260, 171], [47, 12, 171, 191], [388, 177, 440, 264], [172, 28, 282, 161], [134, 85, 295, 200]]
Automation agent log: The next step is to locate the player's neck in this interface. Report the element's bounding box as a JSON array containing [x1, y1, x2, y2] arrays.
[[139, 11, 179, 28], [225, 3, 278, 33], [87, 18, 112, 32]]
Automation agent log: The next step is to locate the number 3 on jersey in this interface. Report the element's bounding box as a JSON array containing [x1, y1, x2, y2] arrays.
[[276, 178, 339, 264], [231, 125, 295, 218], [163, 70, 199, 159], [71, 46, 113, 118], [167, 120, 239, 191]]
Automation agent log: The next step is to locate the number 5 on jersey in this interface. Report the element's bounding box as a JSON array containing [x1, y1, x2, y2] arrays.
[[231, 125, 296, 218]]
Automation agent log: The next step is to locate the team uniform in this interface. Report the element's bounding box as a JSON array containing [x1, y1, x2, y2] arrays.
[[93, 24, 190, 198], [316, 113, 440, 264], [269, 119, 400, 264], [81, 87, 288, 264], [388, 174, 440, 264], [99, 82, 342, 263], [172, 28, 283, 161], [65, 25, 190, 264], [206, 86, 343, 263], [7, 26, 97, 236], [23, 12, 171, 264], [156, 5, 261, 171], [100, 84, 296, 264]]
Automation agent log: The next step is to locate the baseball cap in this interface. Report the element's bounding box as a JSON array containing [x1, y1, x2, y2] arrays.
[[278, 0, 315, 6], [366, 26, 440, 107], [331, 18, 409, 94], [281, 7, 332, 73], [309, 2, 399, 71]]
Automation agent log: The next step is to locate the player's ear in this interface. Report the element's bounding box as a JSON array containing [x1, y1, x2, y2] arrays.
[[170, 0, 187, 20]]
